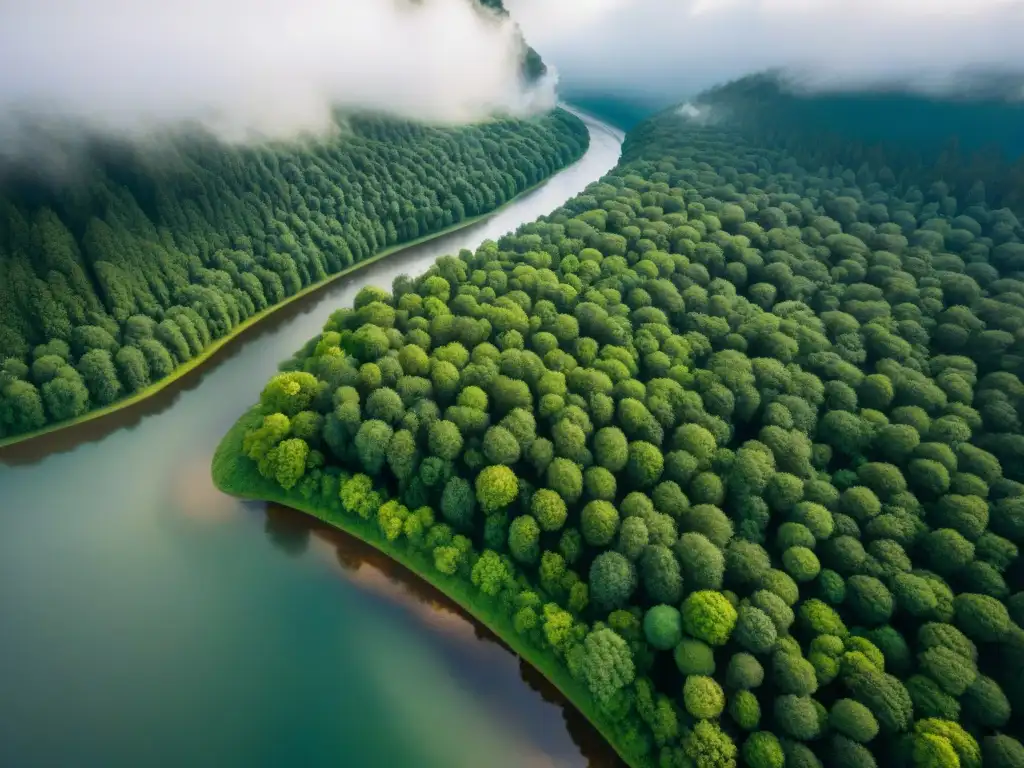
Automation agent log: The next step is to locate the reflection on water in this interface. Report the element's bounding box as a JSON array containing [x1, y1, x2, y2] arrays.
[[263, 503, 626, 768], [0, 109, 626, 768], [173, 454, 241, 523]]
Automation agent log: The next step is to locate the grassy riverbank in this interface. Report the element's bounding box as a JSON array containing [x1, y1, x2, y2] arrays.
[[212, 408, 647, 768], [0, 167, 566, 452]]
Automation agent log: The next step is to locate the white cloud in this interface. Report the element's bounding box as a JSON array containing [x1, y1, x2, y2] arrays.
[[507, 0, 1024, 101], [0, 0, 555, 151]]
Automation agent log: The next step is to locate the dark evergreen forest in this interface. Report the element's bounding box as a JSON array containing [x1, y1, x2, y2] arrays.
[[0, 110, 589, 439]]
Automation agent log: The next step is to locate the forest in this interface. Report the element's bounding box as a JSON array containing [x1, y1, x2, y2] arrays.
[[216, 77, 1024, 768], [0, 109, 588, 441]]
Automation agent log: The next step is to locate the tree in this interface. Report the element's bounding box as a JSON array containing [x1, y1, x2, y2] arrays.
[[354, 419, 392, 473], [644, 605, 683, 651], [471, 550, 510, 597], [261, 371, 319, 416], [581, 500, 619, 546], [743, 732, 784, 768], [440, 476, 476, 528], [41, 370, 90, 421], [683, 675, 725, 719], [682, 720, 736, 768], [508, 515, 540, 563], [589, 551, 637, 611], [581, 628, 635, 704], [677, 532, 725, 590], [114, 346, 150, 393], [475, 465, 518, 512], [428, 419, 463, 461], [774, 695, 822, 741], [77, 349, 121, 406], [640, 544, 683, 604], [953, 593, 1011, 642], [627, 440, 664, 487], [829, 699, 879, 743], [734, 605, 778, 655], [532, 488, 567, 531], [682, 590, 737, 646]]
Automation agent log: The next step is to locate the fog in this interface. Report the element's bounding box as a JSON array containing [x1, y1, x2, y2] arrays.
[[507, 0, 1024, 104], [0, 0, 554, 154]]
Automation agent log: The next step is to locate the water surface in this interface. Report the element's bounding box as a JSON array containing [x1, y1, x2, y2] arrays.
[[0, 109, 625, 768]]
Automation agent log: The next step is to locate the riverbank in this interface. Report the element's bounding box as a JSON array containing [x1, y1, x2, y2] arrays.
[[0, 150, 578, 453], [212, 407, 646, 768]]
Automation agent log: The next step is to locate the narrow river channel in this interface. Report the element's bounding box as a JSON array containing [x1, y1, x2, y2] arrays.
[[0, 109, 625, 768]]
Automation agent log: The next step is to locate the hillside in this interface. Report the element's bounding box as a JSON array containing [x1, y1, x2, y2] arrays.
[[216, 85, 1024, 768], [0, 110, 588, 441]]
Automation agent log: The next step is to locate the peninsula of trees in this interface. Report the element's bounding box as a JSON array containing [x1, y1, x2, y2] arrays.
[[216, 78, 1024, 768], [0, 110, 588, 442]]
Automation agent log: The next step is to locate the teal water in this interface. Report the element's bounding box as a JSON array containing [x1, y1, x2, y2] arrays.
[[0, 109, 625, 768]]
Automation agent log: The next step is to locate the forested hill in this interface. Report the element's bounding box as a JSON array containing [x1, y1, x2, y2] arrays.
[[0, 110, 588, 440], [222, 89, 1024, 768], [476, 0, 547, 82], [685, 75, 1024, 213]]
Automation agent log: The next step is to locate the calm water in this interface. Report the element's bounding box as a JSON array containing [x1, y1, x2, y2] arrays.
[[0, 109, 624, 768]]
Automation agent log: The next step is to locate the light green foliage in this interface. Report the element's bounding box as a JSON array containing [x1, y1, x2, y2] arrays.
[[683, 675, 725, 719], [531, 488, 567, 532], [743, 732, 784, 768], [581, 628, 635, 705], [471, 550, 510, 597], [914, 719, 981, 768], [261, 372, 319, 416], [243, 412, 291, 461], [377, 500, 408, 542], [581, 500, 620, 546], [682, 720, 736, 768], [475, 465, 518, 513], [264, 438, 309, 490], [682, 590, 738, 646]]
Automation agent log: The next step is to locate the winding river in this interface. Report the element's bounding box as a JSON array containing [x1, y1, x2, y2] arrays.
[[0, 110, 625, 768]]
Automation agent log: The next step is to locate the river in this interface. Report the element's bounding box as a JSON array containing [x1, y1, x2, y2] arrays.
[[0, 109, 625, 768]]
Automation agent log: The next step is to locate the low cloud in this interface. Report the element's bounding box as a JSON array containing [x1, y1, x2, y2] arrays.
[[507, 0, 1024, 103], [0, 0, 555, 155]]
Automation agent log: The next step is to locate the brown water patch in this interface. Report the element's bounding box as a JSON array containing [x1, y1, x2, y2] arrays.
[[173, 455, 241, 523], [261, 502, 626, 767]]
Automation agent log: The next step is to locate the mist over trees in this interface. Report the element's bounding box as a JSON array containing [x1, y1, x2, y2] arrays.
[[0, 110, 589, 438]]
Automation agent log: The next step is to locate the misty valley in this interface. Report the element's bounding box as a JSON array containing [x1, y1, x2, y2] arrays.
[[2, 1, 1024, 768]]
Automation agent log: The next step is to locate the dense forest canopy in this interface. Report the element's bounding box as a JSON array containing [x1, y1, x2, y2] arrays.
[[0, 109, 589, 439], [223, 82, 1024, 768], [693, 75, 1024, 212]]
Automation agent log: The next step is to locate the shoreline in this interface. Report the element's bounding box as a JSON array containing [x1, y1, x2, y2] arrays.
[[0, 143, 576, 452], [212, 410, 647, 768]]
